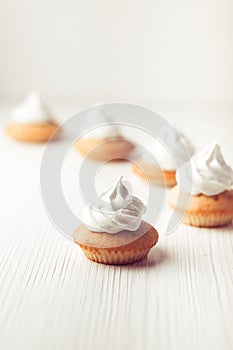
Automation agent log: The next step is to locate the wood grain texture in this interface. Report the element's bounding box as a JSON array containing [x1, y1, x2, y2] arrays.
[[0, 113, 233, 350]]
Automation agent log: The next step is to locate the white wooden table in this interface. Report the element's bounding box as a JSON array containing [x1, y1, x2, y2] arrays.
[[0, 103, 233, 350]]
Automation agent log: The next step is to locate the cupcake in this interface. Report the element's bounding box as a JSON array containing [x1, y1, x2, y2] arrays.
[[132, 125, 194, 186], [74, 177, 159, 264], [168, 142, 233, 227], [6, 92, 60, 143], [75, 106, 135, 161]]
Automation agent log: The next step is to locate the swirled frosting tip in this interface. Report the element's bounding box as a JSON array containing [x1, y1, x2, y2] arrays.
[[142, 125, 194, 171], [177, 141, 233, 196], [82, 176, 146, 234], [82, 106, 121, 139], [11, 92, 52, 124]]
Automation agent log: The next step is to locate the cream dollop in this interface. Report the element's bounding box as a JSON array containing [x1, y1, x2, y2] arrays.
[[11, 92, 52, 124], [82, 106, 121, 139], [82, 177, 146, 233], [143, 126, 194, 171], [176, 142, 233, 196]]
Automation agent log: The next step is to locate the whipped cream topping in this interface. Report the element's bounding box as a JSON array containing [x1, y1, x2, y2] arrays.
[[82, 106, 121, 139], [11, 92, 52, 124], [176, 142, 233, 196], [143, 126, 194, 171], [82, 177, 146, 234]]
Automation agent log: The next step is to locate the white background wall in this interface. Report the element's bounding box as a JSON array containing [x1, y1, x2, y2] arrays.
[[0, 0, 233, 106]]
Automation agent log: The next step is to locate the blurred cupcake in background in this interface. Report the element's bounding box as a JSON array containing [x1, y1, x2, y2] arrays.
[[168, 142, 233, 227], [132, 125, 194, 187], [6, 92, 60, 143], [75, 106, 135, 161]]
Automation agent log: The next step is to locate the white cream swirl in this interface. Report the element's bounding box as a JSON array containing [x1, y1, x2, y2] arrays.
[[11, 92, 52, 124], [82, 106, 121, 139], [176, 142, 233, 196], [82, 177, 146, 233], [143, 125, 194, 171]]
